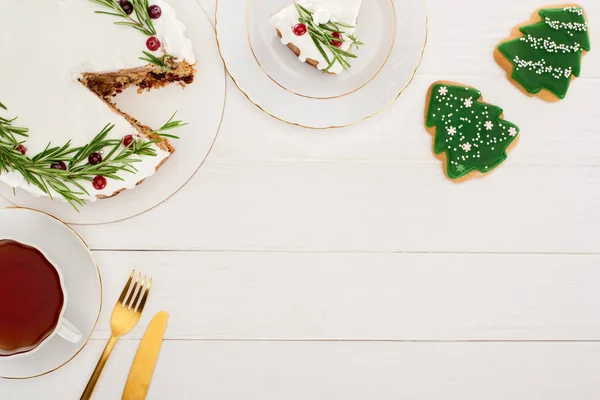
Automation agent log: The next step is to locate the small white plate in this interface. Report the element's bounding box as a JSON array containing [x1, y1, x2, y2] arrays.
[[216, 0, 428, 128], [0, 0, 226, 224], [0, 207, 101, 379]]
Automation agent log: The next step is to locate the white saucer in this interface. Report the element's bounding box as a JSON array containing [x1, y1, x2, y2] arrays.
[[0, 207, 101, 379], [216, 0, 428, 128], [0, 0, 226, 224]]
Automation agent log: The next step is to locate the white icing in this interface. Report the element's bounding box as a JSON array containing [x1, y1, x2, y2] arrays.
[[269, 0, 363, 75], [152, 0, 195, 64], [312, 9, 331, 25], [0, 0, 193, 202]]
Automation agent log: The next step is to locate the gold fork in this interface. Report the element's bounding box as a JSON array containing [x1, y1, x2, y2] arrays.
[[80, 270, 152, 400]]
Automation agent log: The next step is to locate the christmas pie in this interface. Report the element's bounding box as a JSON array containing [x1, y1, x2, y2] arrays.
[[0, 0, 195, 208], [270, 0, 364, 75]]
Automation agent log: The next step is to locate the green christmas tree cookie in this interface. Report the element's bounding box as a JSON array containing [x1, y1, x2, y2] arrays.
[[425, 82, 520, 181], [495, 5, 590, 101]]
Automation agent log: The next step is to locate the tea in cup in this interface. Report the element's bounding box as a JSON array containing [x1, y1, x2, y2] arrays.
[[0, 239, 81, 359]]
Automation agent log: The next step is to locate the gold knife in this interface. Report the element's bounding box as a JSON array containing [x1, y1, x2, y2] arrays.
[[122, 311, 169, 400]]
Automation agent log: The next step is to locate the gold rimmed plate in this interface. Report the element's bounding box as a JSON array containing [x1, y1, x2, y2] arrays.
[[0, 0, 226, 224], [0, 207, 102, 379], [216, 0, 428, 128]]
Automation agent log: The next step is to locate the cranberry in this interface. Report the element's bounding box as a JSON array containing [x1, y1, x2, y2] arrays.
[[123, 135, 134, 148], [93, 176, 107, 190], [293, 23, 307, 36], [148, 5, 162, 19], [330, 32, 343, 47], [50, 161, 67, 170], [146, 36, 161, 51], [88, 152, 102, 165], [16, 144, 27, 155], [119, 0, 134, 15]]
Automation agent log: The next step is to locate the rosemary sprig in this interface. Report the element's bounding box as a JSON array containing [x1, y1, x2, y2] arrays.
[[89, 0, 156, 36], [0, 105, 186, 209], [153, 111, 187, 139], [294, 3, 364, 72], [347, 34, 364, 51], [140, 51, 174, 71], [0, 102, 29, 146]]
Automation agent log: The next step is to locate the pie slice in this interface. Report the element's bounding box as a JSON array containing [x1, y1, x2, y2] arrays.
[[0, 0, 195, 207], [270, 0, 364, 75]]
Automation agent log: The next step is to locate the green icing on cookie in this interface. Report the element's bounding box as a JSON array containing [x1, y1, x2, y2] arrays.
[[425, 83, 520, 180], [497, 6, 590, 99]]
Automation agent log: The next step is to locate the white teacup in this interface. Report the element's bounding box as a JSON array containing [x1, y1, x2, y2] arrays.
[[0, 239, 82, 360]]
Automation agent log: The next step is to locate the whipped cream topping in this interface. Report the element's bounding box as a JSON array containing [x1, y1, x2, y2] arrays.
[[269, 0, 363, 75], [0, 0, 193, 202]]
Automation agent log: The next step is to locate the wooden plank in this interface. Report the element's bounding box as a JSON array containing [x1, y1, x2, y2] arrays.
[[4, 340, 600, 399], [207, 76, 600, 166], [72, 161, 600, 253], [88, 251, 600, 340]]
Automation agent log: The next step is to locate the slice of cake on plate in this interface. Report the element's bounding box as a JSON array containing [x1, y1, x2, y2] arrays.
[[270, 0, 364, 75], [0, 0, 195, 208]]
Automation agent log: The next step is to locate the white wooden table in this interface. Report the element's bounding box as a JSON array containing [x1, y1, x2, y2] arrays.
[[2, 0, 600, 398]]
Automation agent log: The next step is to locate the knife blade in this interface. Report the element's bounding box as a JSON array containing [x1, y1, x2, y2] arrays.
[[122, 311, 169, 400]]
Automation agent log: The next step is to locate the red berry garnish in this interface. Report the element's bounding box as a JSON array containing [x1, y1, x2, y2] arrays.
[[146, 36, 161, 51], [148, 5, 162, 19], [331, 32, 343, 47], [119, 0, 134, 15], [123, 135, 134, 148], [93, 176, 107, 190], [16, 144, 27, 155], [88, 152, 102, 165], [50, 161, 67, 170], [293, 23, 307, 36]]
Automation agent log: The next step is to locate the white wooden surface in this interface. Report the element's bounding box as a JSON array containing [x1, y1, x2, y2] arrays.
[[2, 0, 600, 398]]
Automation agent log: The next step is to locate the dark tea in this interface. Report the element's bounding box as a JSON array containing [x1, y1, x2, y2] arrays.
[[0, 239, 64, 355]]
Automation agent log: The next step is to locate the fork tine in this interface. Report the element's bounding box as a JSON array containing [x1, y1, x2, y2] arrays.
[[129, 275, 147, 310], [118, 270, 136, 305], [125, 272, 142, 309], [135, 279, 152, 314]]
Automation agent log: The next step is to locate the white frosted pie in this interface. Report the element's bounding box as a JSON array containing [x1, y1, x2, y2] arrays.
[[0, 0, 195, 207], [269, 0, 364, 75]]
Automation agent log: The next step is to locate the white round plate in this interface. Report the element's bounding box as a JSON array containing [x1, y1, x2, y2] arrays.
[[0, 0, 226, 224], [216, 0, 427, 129], [0, 207, 101, 379]]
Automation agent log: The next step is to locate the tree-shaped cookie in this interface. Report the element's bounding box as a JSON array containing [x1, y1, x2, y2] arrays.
[[495, 5, 590, 101], [425, 82, 520, 181]]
